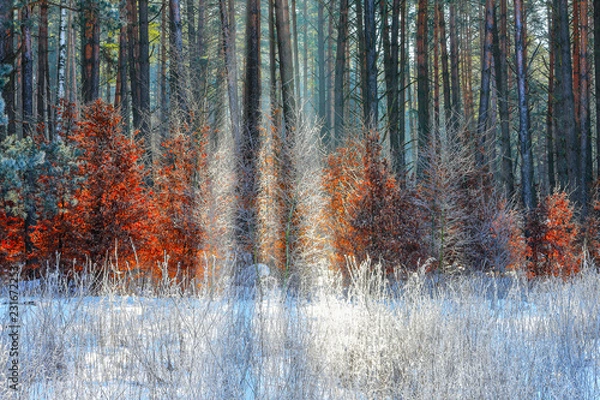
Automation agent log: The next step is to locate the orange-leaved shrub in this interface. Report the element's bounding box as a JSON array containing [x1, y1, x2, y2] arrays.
[[323, 132, 425, 274], [585, 181, 600, 266], [526, 191, 580, 278], [149, 128, 208, 278], [32, 100, 152, 271]]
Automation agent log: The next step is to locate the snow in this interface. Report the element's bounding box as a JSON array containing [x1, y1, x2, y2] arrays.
[[2, 267, 600, 399]]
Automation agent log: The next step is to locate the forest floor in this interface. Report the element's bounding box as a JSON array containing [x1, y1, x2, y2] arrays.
[[1, 263, 600, 399]]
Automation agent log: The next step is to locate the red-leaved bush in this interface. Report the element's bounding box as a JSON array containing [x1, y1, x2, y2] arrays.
[[526, 191, 580, 278], [324, 132, 425, 274], [149, 129, 208, 278], [32, 100, 152, 271]]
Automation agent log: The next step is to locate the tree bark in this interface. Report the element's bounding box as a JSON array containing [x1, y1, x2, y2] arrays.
[[579, 0, 591, 214], [274, 0, 296, 131], [237, 0, 262, 255], [553, 0, 578, 194], [437, 2, 451, 128], [37, 0, 51, 139], [334, 0, 349, 142], [82, 0, 100, 103], [476, 0, 494, 169], [594, 0, 600, 178], [0, 0, 15, 137], [515, 0, 535, 210], [492, 0, 514, 197], [546, 7, 556, 191], [170, 0, 188, 115], [417, 0, 429, 170], [318, 0, 326, 131], [22, 5, 33, 137], [127, 0, 140, 128], [363, 0, 378, 129], [138, 0, 151, 148], [448, 2, 461, 125]]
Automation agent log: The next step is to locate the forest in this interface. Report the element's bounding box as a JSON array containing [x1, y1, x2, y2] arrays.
[[0, 0, 599, 282]]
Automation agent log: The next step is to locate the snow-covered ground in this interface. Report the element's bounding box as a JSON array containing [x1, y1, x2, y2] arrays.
[[2, 264, 600, 399]]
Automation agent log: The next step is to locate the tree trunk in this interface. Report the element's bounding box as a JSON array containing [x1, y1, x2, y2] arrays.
[[291, 0, 300, 104], [553, 0, 578, 194], [160, 0, 168, 138], [138, 0, 151, 163], [437, 2, 452, 128], [0, 0, 15, 137], [82, 0, 100, 103], [397, 0, 407, 173], [22, 5, 33, 137], [269, 0, 279, 125], [476, 0, 494, 169], [237, 0, 262, 255], [363, 0, 378, 129], [448, 2, 461, 126], [37, 0, 51, 139], [115, 0, 129, 133], [317, 0, 326, 132], [197, 0, 207, 107], [334, 0, 349, 142], [417, 0, 429, 170], [170, 0, 188, 115], [547, 7, 556, 191], [274, 0, 296, 131], [515, 0, 535, 210], [594, 0, 600, 178], [127, 0, 140, 128], [492, 0, 514, 197], [219, 0, 241, 143], [579, 0, 591, 214], [387, 0, 401, 173]]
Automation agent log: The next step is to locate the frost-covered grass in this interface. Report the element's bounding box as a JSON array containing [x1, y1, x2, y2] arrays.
[[2, 263, 600, 399]]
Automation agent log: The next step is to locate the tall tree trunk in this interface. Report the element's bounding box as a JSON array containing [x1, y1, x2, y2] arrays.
[[386, 0, 401, 172], [492, 0, 514, 197], [417, 0, 429, 170], [433, 3, 440, 129], [579, 0, 591, 214], [274, 0, 296, 131], [160, 0, 168, 138], [546, 8, 556, 191], [448, 2, 461, 125], [317, 0, 326, 132], [138, 1, 150, 119], [334, 0, 349, 142], [437, 2, 452, 128], [291, 0, 300, 103], [37, 0, 51, 139], [0, 0, 14, 138], [115, 0, 128, 127], [127, 0, 140, 128], [515, 0, 535, 210], [170, 0, 188, 115], [476, 0, 494, 169], [553, 0, 579, 194], [57, 0, 68, 105], [269, 0, 279, 124], [363, 0, 378, 129], [397, 0, 407, 173], [21, 5, 33, 137], [82, 0, 100, 103], [219, 0, 241, 143], [138, 0, 151, 162], [197, 0, 207, 108], [237, 0, 261, 256], [594, 0, 600, 178]]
